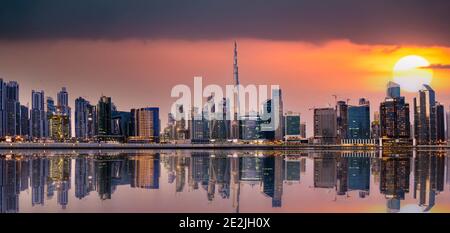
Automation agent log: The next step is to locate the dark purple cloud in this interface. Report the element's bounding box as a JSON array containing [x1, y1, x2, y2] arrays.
[[421, 64, 450, 69], [1, 0, 450, 45]]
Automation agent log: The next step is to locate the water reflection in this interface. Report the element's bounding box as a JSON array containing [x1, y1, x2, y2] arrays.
[[0, 150, 449, 213]]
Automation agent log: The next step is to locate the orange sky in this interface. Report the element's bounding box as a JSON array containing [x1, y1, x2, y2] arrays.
[[0, 39, 449, 136]]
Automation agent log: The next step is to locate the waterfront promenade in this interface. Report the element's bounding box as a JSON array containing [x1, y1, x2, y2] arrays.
[[0, 142, 449, 150]]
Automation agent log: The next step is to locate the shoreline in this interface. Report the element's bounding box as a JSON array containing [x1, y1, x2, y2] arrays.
[[0, 142, 449, 150]]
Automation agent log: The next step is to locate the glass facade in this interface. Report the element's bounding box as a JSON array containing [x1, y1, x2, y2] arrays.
[[347, 104, 370, 139]]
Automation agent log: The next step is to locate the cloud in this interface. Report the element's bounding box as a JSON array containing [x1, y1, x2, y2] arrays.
[[1, 0, 450, 45], [421, 64, 450, 69]]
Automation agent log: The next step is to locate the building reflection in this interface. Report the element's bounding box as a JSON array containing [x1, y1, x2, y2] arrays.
[[379, 152, 411, 213], [313, 152, 372, 199], [413, 151, 445, 212], [1, 150, 450, 213]]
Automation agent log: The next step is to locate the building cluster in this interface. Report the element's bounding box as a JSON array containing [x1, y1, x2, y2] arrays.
[[161, 88, 305, 144], [0, 78, 160, 143], [314, 81, 448, 146], [1, 151, 448, 213]]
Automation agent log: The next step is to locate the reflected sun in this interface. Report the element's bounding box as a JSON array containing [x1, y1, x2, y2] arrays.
[[393, 55, 433, 92]]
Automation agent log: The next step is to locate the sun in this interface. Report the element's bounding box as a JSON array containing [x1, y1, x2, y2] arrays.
[[393, 55, 433, 92]]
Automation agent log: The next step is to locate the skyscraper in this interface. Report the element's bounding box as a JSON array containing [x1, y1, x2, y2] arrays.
[[189, 107, 209, 143], [56, 87, 71, 136], [210, 98, 230, 140], [284, 112, 301, 140], [260, 99, 275, 140], [45, 97, 55, 137], [0, 79, 6, 137], [5, 81, 20, 136], [387, 81, 401, 99], [112, 111, 132, 139], [313, 108, 337, 144], [97, 96, 112, 136], [435, 104, 445, 143], [20, 105, 29, 137], [49, 112, 70, 141], [240, 113, 260, 140], [447, 108, 450, 141], [57, 87, 69, 107], [272, 88, 284, 140], [371, 111, 381, 139], [231, 41, 241, 140], [75, 97, 89, 138], [380, 82, 411, 145], [414, 84, 438, 145], [87, 104, 97, 138], [130, 107, 160, 143], [300, 122, 307, 139], [30, 90, 46, 138], [336, 100, 348, 140], [347, 98, 370, 139]]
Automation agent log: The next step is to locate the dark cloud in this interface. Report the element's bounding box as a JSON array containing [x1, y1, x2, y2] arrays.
[[1, 0, 450, 45], [421, 64, 450, 69]]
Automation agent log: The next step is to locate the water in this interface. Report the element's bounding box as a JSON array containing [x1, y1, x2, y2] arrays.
[[1, 149, 449, 213]]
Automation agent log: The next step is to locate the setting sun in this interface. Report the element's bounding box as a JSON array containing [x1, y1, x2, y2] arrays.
[[393, 55, 433, 92]]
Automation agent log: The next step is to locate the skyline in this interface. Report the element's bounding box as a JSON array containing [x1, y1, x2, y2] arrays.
[[1, 40, 450, 137], [1, 1, 450, 138]]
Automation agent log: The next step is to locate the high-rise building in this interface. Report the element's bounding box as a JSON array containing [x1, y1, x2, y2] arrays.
[[435, 104, 445, 143], [210, 98, 230, 140], [56, 87, 71, 136], [75, 97, 89, 138], [30, 90, 46, 138], [387, 81, 401, 99], [380, 82, 411, 144], [260, 99, 275, 140], [284, 112, 300, 135], [313, 108, 337, 144], [414, 84, 440, 145], [112, 111, 132, 139], [45, 97, 55, 137], [97, 96, 112, 136], [57, 87, 69, 107], [189, 107, 209, 143], [284, 112, 301, 140], [272, 88, 284, 140], [347, 98, 371, 139], [240, 114, 260, 140], [5, 81, 20, 136], [49, 110, 70, 141], [231, 41, 241, 140], [20, 105, 29, 137], [0, 79, 6, 137], [87, 104, 97, 138], [336, 100, 348, 140], [130, 107, 160, 142], [371, 111, 381, 139], [447, 108, 450, 141], [300, 122, 306, 139]]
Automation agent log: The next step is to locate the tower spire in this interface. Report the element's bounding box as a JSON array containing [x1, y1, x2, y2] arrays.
[[233, 41, 239, 86], [232, 41, 241, 139]]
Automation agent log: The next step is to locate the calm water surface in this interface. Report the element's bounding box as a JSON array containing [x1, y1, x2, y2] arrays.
[[1, 149, 450, 213]]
